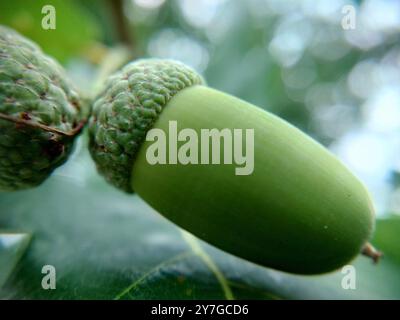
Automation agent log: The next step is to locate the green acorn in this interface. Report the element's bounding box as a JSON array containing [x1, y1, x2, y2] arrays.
[[0, 26, 87, 191], [89, 59, 379, 274]]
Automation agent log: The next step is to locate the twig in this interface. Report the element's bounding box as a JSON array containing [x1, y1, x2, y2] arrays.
[[361, 242, 383, 264], [108, 0, 134, 49]]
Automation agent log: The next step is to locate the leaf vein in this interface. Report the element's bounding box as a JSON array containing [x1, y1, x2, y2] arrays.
[[113, 251, 193, 300], [180, 230, 234, 300]]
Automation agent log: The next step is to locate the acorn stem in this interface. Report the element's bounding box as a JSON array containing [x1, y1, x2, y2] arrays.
[[0, 112, 86, 137], [361, 242, 382, 263]]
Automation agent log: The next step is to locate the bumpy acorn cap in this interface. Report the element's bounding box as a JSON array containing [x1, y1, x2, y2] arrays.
[[0, 25, 87, 191], [89, 59, 204, 193]]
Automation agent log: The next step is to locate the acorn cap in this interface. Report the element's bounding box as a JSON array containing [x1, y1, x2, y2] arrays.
[[0, 25, 86, 191], [89, 59, 204, 193]]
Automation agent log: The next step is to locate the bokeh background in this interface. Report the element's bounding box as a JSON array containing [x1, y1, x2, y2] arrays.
[[1, 0, 400, 300]]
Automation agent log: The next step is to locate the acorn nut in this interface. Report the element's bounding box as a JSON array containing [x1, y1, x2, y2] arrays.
[[89, 59, 378, 275]]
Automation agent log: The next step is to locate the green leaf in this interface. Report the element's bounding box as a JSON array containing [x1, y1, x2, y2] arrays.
[[0, 0, 100, 62], [372, 217, 400, 264], [0, 136, 399, 299], [0, 233, 31, 288]]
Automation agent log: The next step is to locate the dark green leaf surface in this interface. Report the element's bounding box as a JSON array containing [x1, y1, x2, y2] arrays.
[[0, 233, 31, 288], [0, 137, 399, 299]]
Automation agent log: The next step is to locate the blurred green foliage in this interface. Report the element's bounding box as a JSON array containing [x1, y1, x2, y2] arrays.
[[0, 0, 100, 62]]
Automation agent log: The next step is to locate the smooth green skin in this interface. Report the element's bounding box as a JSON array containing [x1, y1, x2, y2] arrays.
[[131, 85, 374, 275]]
